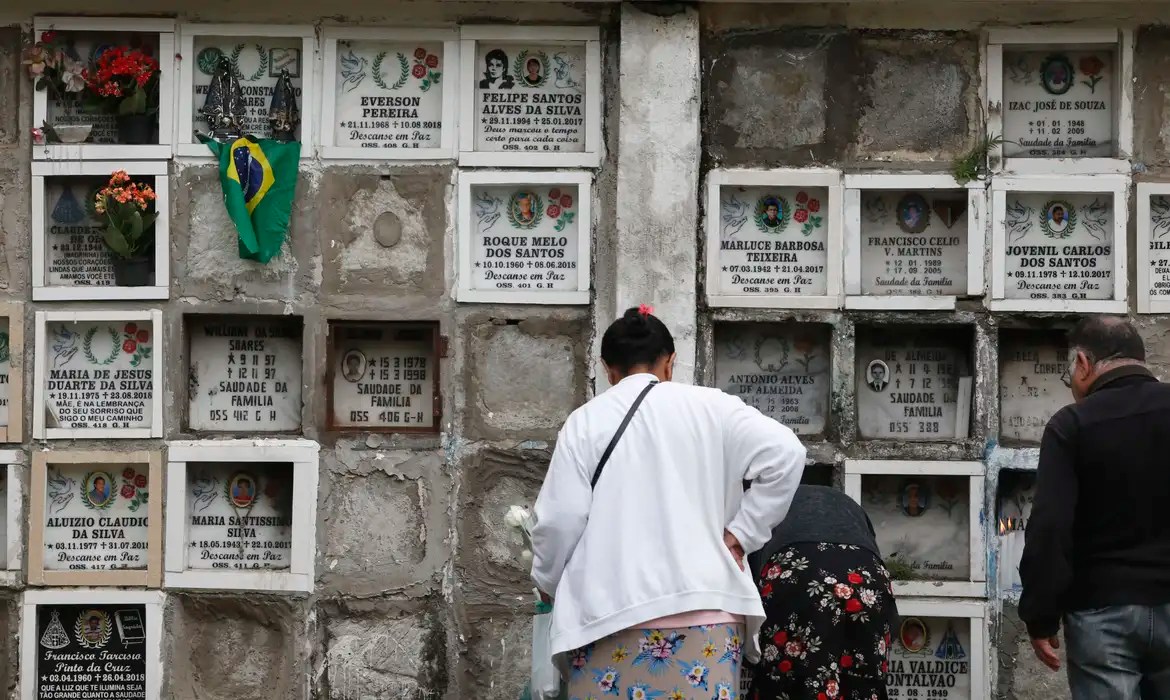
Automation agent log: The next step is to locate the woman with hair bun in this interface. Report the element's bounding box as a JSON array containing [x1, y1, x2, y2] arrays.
[[530, 305, 806, 699]]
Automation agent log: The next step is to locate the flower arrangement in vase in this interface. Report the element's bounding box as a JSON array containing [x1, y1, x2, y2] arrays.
[[91, 171, 158, 286], [21, 31, 90, 143], [83, 46, 161, 144]]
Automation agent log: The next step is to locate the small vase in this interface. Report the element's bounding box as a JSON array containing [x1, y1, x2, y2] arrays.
[[115, 114, 154, 145], [112, 256, 153, 287]]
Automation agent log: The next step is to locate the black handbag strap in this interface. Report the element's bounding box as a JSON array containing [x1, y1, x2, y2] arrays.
[[590, 381, 658, 490]]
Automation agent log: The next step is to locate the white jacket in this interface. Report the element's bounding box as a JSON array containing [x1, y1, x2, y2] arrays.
[[530, 373, 806, 661]]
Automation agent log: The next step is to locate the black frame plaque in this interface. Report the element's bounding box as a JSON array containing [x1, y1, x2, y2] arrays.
[[36, 603, 147, 699]]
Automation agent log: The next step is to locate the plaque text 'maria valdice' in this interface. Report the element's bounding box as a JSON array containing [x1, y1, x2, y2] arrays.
[[999, 330, 1068, 443], [886, 616, 972, 700], [859, 191, 968, 296], [714, 324, 830, 436], [186, 462, 293, 571], [863, 474, 970, 581], [37, 604, 147, 700], [474, 43, 586, 154], [1002, 192, 1114, 301], [43, 464, 150, 572], [333, 41, 444, 151], [330, 323, 438, 431], [716, 186, 829, 297], [187, 316, 303, 432], [45, 321, 154, 431], [1002, 50, 1114, 159], [192, 37, 303, 140], [470, 184, 581, 292]]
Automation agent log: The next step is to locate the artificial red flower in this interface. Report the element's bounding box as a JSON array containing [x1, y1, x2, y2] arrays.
[[134, 474, 147, 488], [40, 31, 58, 43], [794, 209, 809, 223], [778, 660, 792, 673], [840, 655, 854, 669], [414, 47, 427, 60], [807, 199, 821, 213], [549, 188, 562, 200], [120, 484, 136, 499], [123, 468, 136, 479], [845, 599, 863, 613], [411, 64, 427, 79], [848, 572, 864, 585], [547, 205, 562, 218], [796, 191, 809, 204], [773, 630, 788, 645], [123, 339, 137, 353], [136, 329, 150, 343], [426, 54, 439, 68], [125, 323, 138, 334]]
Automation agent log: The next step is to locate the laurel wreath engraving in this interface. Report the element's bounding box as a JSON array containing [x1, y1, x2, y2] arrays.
[[74, 610, 112, 649], [230, 43, 268, 82], [83, 327, 119, 366], [372, 52, 409, 91], [513, 49, 551, 88]]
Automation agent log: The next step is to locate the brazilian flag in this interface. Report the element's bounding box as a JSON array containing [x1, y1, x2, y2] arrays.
[[202, 136, 301, 263]]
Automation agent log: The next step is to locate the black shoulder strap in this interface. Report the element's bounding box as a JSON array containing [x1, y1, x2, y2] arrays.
[[590, 381, 658, 490]]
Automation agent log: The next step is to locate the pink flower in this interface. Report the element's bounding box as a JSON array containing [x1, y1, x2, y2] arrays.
[[785, 641, 804, 657], [763, 564, 782, 580], [834, 583, 853, 599], [650, 639, 674, 659]]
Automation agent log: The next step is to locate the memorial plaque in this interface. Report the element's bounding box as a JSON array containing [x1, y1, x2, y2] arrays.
[[714, 324, 830, 435], [999, 331, 1068, 442], [997, 473, 1035, 593], [856, 328, 972, 440], [468, 184, 581, 292], [716, 186, 829, 297], [192, 36, 303, 139], [42, 464, 150, 572], [862, 474, 970, 581], [473, 42, 586, 154], [1146, 194, 1170, 301], [1002, 192, 1114, 302], [332, 40, 444, 151], [329, 323, 438, 431], [859, 190, 967, 296], [44, 320, 155, 431], [187, 316, 302, 432], [44, 178, 124, 288], [36, 603, 148, 700], [1002, 50, 1114, 158], [186, 462, 293, 571], [886, 616, 972, 700], [0, 318, 11, 428]]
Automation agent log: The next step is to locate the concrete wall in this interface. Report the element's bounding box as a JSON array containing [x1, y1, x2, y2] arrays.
[[1, 2, 1170, 699]]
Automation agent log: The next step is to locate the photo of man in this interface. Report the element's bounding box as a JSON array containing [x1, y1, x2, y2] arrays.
[[1047, 204, 1068, 232], [230, 475, 255, 508], [897, 193, 930, 233], [513, 192, 536, 225], [86, 473, 112, 507], [341, 350, 366, 383], [900, 482, 931, 517], [478, 49, 514, 89], [866, 359, 889, 392], [523, 56, 543, 86]]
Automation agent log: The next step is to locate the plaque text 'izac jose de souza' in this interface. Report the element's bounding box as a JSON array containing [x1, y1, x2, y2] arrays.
[[860, 191, 968, 296], [37, 604, 148, 700], [46, 178, 117, 288], [471, 184, 580, 292], [45, 321, 154, 431], [186, 463, 293, 571], [717, 186, 828, 297], [334, 41, 443, 150], [714, 324, 830, 436], [1003, 192, 1113, 302], [474, 42, 585, 153], [188, 317, 302, 432], [331, 324, 435, 430], [193, 37, 303, 139], [856, 332, 971, 440], [886, 616, 971, 700], [1002, 50, 1114, 158], [863, 474, 970, 581], [43, 464, 150, 572], [999, 331, 1068, 443]]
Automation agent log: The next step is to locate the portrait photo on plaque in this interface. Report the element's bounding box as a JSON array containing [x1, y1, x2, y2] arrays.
[[35, 603, 149, 699], [327, 321, 440, 432], [1001, 49, 1116, 159], [855, 325, 973, 440], [713, 322, 831, 436], [858, 190, 968, 297], [714, 184, 830, 299], [185, 314, 304, 432], [887, 615, 973, 700], [861, 474, 970, 582], [999, 329, 1069, 443], [186, 462, 294, 571]]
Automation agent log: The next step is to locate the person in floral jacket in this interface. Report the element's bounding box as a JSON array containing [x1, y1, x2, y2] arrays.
[[746, 485, 898, 700]]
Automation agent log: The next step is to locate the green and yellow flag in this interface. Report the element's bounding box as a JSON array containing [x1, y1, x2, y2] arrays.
[[202, 136, 300, 263]]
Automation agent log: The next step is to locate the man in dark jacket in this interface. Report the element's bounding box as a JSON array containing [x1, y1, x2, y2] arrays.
[[1020, 315, 1170, 698]]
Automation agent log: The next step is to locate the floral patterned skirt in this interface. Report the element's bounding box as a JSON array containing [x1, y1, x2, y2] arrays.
[[566, 624, 745, 700], [749, 543, 896, 700]]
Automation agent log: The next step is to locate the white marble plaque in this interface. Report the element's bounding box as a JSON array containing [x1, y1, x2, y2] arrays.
[[856, 332, 971, 440], [886, 616, 972, 700], [998, 476, 1035, 593], [42, 464, 150, 571], [1003, 192, 1114, 301], [45, 178, 117, 288], [1002, 50, 1114, 158], [863, 474, 969, 580], [0, 318, 11, 428], [469, 184, 581, 292], [188, 316, 302, 432], [716, 186, 829, 296], [1146, 194, 1170, 301], [44, 320, 154, 431], [192, 36, 303, 140], [860, 191, 968, 296], [999, 332, 1068, 442], [474, 42, 586, 154], [714, 324, 830, 435], [331, 324, 436, 429], [186, 462, 293, 570], [333, 41, 444, 151]]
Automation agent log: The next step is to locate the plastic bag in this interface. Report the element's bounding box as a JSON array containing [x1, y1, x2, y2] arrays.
[[530, 600, 562, 700]]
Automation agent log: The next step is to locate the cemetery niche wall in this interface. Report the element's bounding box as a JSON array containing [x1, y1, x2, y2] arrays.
[[713, 322, 831, 437], [998, 328, 1069, 444], [996, 470, 1036, 597], [886, 599, 988, 700], [854, 325, 974, 441]]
